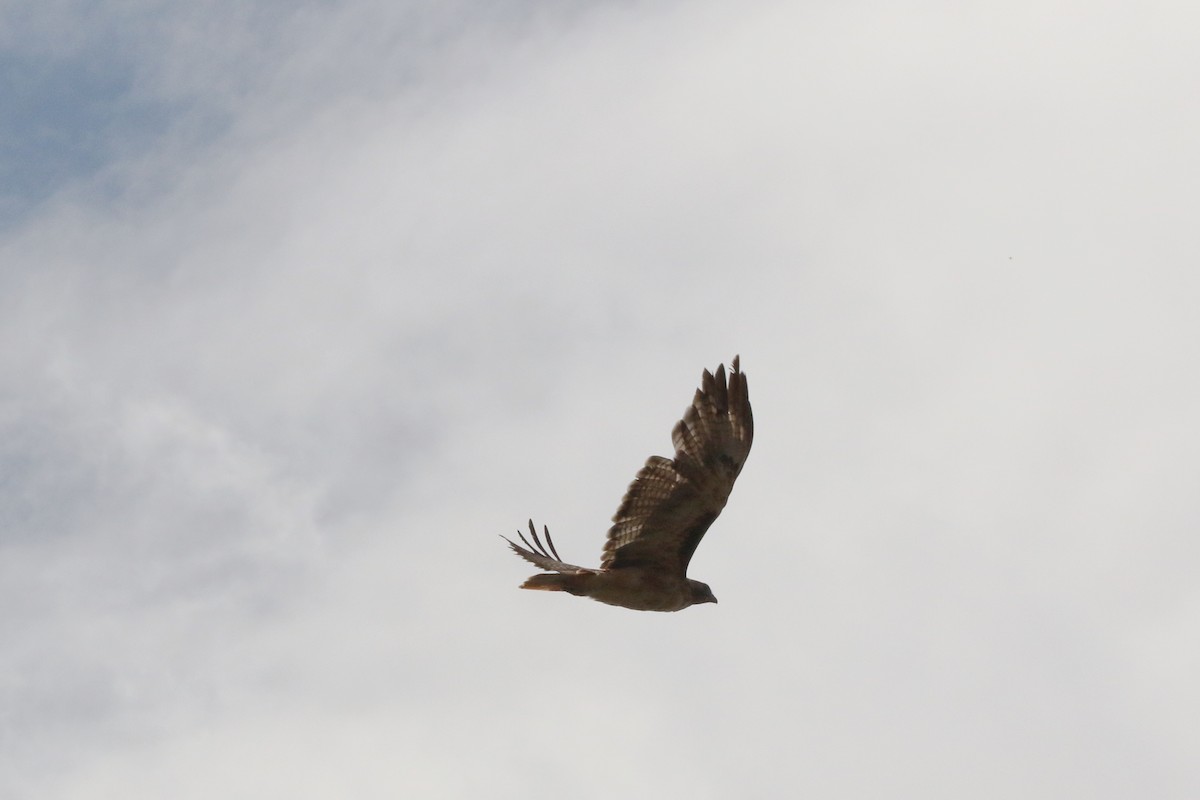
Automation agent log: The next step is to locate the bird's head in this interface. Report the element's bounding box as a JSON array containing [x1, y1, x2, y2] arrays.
[[688, 580, 718, 606]]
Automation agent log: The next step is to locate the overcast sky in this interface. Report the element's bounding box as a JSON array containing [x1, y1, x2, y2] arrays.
[[2, 1, 1198, 797]]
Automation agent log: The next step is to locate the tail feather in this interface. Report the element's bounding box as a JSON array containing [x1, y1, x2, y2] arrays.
[[520, 573, 591, 595]]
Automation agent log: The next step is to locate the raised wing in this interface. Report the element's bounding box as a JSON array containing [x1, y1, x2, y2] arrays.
[[600, 356, 753, 574], [503, 519, 595, 575]]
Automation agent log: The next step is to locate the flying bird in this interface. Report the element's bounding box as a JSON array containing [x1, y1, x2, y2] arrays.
[[503, 356, 753, 612]]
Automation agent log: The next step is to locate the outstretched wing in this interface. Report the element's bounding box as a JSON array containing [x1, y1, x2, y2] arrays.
[[502, 519, 596, 575], [600, 356, 753, 575]]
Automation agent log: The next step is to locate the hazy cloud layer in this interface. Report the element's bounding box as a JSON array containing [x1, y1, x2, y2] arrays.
[[2, 1, 1198, 797]]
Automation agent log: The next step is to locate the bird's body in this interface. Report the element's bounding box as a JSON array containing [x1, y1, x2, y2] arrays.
[[503, 356, 753, 612], [520, 567, 711, 612]]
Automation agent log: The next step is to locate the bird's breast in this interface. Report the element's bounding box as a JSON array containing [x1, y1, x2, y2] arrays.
[[586, 568, 694, 612]]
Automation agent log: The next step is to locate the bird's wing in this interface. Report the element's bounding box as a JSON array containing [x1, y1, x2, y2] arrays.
[[600, 356, 753, 574], [503, 519, 596, 574]]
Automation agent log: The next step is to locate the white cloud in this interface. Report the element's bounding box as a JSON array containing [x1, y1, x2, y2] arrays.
[[1, 0, 1198, 797]]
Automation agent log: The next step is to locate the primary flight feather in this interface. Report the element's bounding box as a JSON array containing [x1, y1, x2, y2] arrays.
[[503, 356, 753, 612]]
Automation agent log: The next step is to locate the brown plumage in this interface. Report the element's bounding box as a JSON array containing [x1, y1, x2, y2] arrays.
[[502, 356, 753, 612]]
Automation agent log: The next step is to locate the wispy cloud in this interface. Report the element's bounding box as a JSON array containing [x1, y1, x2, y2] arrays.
[[2, 1, 1198, 797]]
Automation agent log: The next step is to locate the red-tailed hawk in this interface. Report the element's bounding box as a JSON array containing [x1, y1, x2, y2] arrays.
[[503, 356, 753, 612]]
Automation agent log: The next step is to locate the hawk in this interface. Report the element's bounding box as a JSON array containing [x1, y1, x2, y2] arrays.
[[503, 356, 753, 612]]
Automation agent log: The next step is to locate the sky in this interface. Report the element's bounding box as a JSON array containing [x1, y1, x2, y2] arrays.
[[2, 0, 1198, 797]]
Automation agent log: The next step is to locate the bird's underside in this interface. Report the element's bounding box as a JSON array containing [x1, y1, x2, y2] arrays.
[[502, 356, 753, 612]]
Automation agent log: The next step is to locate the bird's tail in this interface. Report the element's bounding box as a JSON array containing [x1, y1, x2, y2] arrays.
[[520, 573, 591, 595]]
